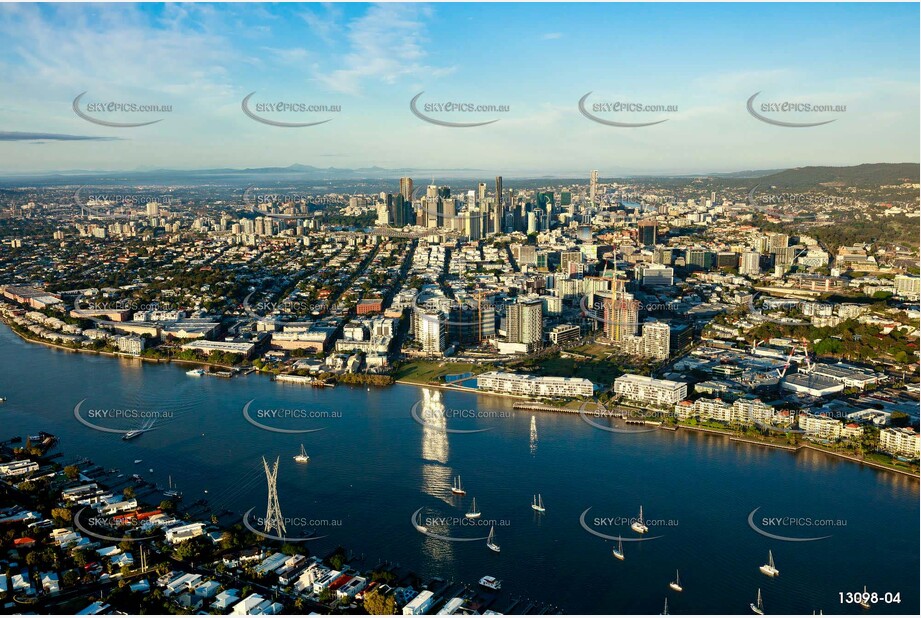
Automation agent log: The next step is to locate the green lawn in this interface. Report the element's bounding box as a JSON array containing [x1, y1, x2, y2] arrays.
[[393, 360, 486, 384]]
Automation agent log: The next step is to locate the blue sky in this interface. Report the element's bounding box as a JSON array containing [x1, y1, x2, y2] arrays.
[[0, 2, 918, 174]]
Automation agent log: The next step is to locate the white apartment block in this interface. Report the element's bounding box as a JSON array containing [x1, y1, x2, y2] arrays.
[[477, 371, 594, 398], [879, 427, 920, 459], [613, 374, 687, 407]]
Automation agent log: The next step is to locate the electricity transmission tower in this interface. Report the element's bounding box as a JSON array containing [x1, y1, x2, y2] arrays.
[[262, 456, 286, 538]]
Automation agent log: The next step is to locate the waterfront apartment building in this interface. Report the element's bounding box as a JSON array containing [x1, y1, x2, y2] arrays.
[[414, 309, 446, 354], [879, 427, 921, 459], [613, 374, 688, 407], [507, 297, 543, 347], [674, 397, 779, 425], [797, 412, 844, 440], [477, 371, 594, 398]]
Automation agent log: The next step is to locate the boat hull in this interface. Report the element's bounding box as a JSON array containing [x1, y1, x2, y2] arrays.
[[669, 583, 683, 592], [612, 551, 624, 561], [631, 523, 648, 534], [759, 566, 779, 577], [750, 605, 763, 615]]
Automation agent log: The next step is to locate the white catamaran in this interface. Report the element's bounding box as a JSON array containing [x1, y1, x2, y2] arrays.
[[631, 505, 649, 533], [669, 570, 683, 592], [486, 525, 500, 553], [294, 444, 310, 463], [465, 498, 481, 519], [612, 536, 625, 561], [750, 588, 764, 615], [531, 494, 545, 513], [759, 550, 779, 577], [451, 475, 466, 495]]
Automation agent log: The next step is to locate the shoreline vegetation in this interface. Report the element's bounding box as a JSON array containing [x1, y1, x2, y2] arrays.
[[4, 321, 917, 479], [512, 401, 920, 479]]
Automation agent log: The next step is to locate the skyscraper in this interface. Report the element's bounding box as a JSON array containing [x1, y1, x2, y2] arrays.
[[508, 297, 543, 347], [590, 170, 599, 204], [400, 177, 414, 202], [494, 176, 504, 234], [638, 220, 657, 246]]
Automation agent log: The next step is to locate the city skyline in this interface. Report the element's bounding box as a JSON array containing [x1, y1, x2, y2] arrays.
[[0, 2, 919, 174]]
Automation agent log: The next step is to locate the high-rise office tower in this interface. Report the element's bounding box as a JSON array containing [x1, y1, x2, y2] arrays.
[[638, 220, 657, 246], [478, 182, 488, 203], [400, 177, 414, 202], [590, 170, 599, 204]]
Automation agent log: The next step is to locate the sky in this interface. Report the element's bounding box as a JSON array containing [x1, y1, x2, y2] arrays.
[[0, 2, 918, 175]]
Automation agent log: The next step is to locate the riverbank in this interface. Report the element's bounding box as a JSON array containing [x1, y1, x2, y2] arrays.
[[1, 321, 238, 372]]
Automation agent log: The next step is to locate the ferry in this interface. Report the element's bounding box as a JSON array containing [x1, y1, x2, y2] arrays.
[[186, 368, 205, 377], [478, 576, 502, 590]]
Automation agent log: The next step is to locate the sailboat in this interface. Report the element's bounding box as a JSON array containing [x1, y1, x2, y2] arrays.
[[660, 598, 669, 615], [750, 588, 764, 615], [759, 550, 779, 577], [164, 475, 182, 499], [631, 505, 649, 533], [465, 498, 481, 519], [486, 525, 500, 553], [451, 475, 466, 495], [612, 536, 625, 561], [294, 444, 310, 463], [858, 586, 871, 610], [531, 494, 546, 513], [669, 570, 683, 592]]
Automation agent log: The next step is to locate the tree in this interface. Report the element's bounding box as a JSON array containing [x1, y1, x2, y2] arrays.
[[61, 570, 79, 588], [123, 486, 136, 499], [364, 588, 396, 615], [63, 465, 80, 480], [51, 507, 73, 523]]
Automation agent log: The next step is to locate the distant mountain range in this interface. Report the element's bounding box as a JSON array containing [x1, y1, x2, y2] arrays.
[[744, 163, 919, 189], [0, 162, 917, 189]]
